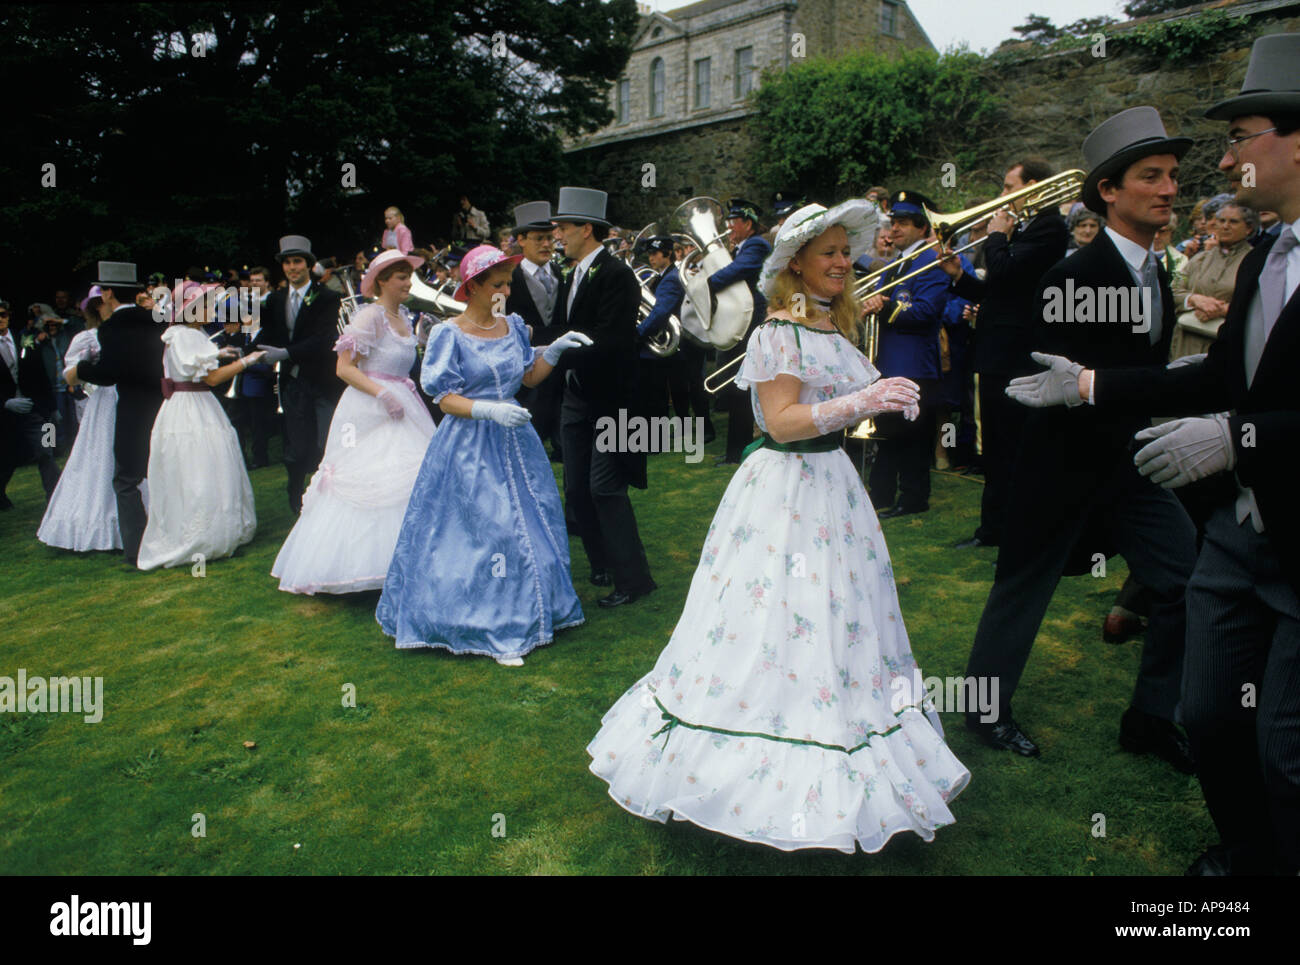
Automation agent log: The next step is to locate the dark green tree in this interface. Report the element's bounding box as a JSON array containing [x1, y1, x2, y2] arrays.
[[1122, 0, 1205, 17], [1, 1, 637, 299]]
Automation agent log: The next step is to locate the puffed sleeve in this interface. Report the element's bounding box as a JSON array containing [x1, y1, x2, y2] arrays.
[[165, 325, 220, 381], [508, 314, 539, 372], [335, 303, 385, 357], [734, 320, 805, 390], [420, 322, 464, 402], [64, 330, 100, 367]]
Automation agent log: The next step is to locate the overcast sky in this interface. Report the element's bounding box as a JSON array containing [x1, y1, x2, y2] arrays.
[[636, 0, 1132, 56]]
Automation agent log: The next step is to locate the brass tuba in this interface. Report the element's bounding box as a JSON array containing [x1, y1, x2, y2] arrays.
[[629, 221, 681, 358]]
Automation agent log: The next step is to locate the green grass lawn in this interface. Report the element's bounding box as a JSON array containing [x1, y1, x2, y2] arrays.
[[0, 425, 1212, 875]]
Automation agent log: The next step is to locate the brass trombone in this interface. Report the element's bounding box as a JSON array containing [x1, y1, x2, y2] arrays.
[[707, 170, 1084, 396]]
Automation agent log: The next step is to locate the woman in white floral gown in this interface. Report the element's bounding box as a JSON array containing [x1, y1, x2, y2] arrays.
[[588, 201, 970, 853], [136, 285, 264, 571]]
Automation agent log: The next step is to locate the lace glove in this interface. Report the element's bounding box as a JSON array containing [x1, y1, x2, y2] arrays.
[[1167, 353, 1207, 370], [470, 400, 532, 427], [260, 345, 290, 364], [376, 388, 405, 420], [1005, 352, 1085, 408], [1134, 414, 1235, 488], [542, 331, 594, 366], [810, 377, 920, 435], [4, 397, 34, 415]]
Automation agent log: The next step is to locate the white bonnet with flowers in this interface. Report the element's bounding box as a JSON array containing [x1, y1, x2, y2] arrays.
[[757, 200, 880, 299]]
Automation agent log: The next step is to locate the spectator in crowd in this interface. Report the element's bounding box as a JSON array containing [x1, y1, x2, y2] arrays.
[[1250, 209, 1283, 245], [866, 186, 890, 213], [52, 289, 83, 336], [451, 195, 490, 242], [1066, 207, 1104, 251], [343, 250, 368, 291], [315, 256, 346, 294], [32, 309, 76, 451], [1, 299, 61, 507], [381, 206, 414, 253], [1153, 211, 1188, 285], [1170, 201, 1257, 358], [1177, 197, 1213, 256]]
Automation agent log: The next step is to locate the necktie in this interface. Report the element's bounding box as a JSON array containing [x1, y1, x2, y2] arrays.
[[0, 335, 14, 376], [1141, 254, 1163, 345], [289, 290, 302, 335], [568, 267, 582, 316], [537, 266, 554, 296], [1246, 226, 1298, 386]]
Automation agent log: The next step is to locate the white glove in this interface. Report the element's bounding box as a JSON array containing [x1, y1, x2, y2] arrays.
[[1166, 353, 1207, 370], [260, 345, 290, 364], [1134, 414, 1235, 488], [376, 388, 405, 420], [1005, 352, 1086, 408], [542, 330, 594, 366], [471, 400, 532, 427], [810, 377, 920, 435], [4, 397, 34, 415]]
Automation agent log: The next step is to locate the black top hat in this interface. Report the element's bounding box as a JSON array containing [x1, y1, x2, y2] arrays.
[[512, 201, 554, 234], [276, 234, 317, 266], [1082, 106, 1192, 213], [1206, 34, 1300, 121]]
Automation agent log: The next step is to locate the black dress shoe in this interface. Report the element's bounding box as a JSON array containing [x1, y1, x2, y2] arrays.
[[1119, 706, 1195, 774], [954, 535, 994, 549], [1102, 611, 1144, 643], [879, 505, 925, 519], [598, 584, 657, 608], [966, 716, 1041, 757], [589, 569, 613, 587]]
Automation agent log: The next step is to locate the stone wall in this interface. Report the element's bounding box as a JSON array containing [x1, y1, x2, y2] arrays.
[[565, 1, 1300, 228]]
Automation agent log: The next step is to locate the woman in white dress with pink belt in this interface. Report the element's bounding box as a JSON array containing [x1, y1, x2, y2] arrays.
[[272, 250, 436, 594], [136, 284, 264, 570]]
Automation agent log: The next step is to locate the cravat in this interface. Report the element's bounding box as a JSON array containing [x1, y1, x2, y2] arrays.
[[1141, 254, 1163, 345], [1246, 226, 1298, 387]]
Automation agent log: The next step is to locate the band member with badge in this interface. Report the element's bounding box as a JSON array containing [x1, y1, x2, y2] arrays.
[[551, 187, 656, 607], [507, 201, 565, 458], [862, 190, 950, 517], [709, 199, 772, 465], [636, 235, 681, 421], [255, 235, 344, 514]]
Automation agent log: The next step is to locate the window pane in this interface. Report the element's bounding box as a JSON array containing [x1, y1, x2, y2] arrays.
[[650, 58, 665, 116], [617, 79, 629, 123], [694, 57, 710, 108], [734, 47, 753, 99]]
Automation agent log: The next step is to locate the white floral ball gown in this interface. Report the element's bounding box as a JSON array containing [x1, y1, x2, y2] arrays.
[[588, 319, 970, 853], [136, 325, 256, 570], [272, 304, 435, 593], [38, 328, 147, 551]]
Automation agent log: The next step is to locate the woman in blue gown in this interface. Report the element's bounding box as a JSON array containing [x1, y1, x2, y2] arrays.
[[376, 244, 591, 666]]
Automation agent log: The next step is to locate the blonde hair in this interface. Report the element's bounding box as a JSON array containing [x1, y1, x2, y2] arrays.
[[766, 264, 862, 343], [385, 206, 405, 223]]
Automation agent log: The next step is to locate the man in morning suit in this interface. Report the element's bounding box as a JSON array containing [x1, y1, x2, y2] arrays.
[[964, 108, 1198, 770], [862, 190, 950, 517], [255, 235, 344, 514], [709, 199, 771, 464], [69, 262, 162, 564], [551, 187, 655, 607], [936, 158, 1069, 547], [507, 201, 564, 459], [1007, 36, 1300, 875]]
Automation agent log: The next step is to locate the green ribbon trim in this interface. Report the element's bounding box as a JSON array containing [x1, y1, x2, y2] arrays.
[[650, 696, 918, 754], [741, 430, 845, 464]]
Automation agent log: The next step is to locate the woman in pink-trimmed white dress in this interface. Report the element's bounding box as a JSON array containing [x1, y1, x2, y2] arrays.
[[272, 250, 436, 594]]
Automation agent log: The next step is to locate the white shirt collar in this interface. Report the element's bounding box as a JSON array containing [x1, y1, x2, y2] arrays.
[[573, 245, 601, 280], [112, 302, 133, 314], [291, 280, 311, 299], [1104, 225, 1153, 274], [900, 238, 927, 258], [521, 257, 547, 278]]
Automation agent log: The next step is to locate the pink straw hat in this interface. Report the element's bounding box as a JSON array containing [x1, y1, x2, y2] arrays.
[[453, 244, 523, 303], [360, 249, 425, 298]]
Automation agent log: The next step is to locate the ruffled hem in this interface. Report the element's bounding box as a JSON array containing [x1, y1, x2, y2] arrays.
[[276, 574, 386, 595], [385, 615, 586, 660], [588, 680, 970, 854], [37, 517, 123, 552]]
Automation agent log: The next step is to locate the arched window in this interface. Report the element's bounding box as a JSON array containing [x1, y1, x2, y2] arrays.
[[649, 57, 665, 117]]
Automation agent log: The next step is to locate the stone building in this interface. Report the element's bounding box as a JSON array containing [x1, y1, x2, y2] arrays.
[[565, 0, 934, 226]]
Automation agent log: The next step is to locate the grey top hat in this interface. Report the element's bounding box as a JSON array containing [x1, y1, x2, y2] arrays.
[[1206, 33, 1300, 121], [513, 201, 554, 234], [553, 187, 610, 227], [94, 261, 141, 290], [1081, 106, 1192, 214], [276, 234, 316, 266]]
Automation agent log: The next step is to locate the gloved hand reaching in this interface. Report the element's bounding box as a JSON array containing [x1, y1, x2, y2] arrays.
[[1005, 352, 1086, 408], [1134, 415, 1235, 489], [4, 397, 34, 415], [470, 400, 532, 427], [542, 331, 594, 366], [810, 377, 921, 435], [259, 345, 290, 364], [376, 388, 405, 421]]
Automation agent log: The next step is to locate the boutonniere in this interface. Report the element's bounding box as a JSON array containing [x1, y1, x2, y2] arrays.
[[302, 287, 320, 308], [20, 333, 36, 351], [587, 264, 601, 281], [561, 264, 575, 280]]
